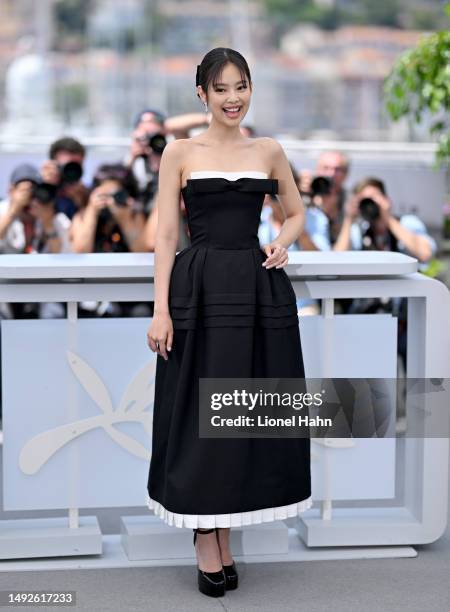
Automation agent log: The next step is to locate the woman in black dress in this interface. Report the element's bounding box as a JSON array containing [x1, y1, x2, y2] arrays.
[[146, 47, 312, 598]]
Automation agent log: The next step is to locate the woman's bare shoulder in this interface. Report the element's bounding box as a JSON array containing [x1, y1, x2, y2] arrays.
[[248, 137, 284, 171], [162, 138, 189, 154], [253, 136, 282, 153]]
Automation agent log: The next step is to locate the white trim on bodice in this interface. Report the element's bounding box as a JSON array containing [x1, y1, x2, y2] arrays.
[[190, 170, 268, 180]]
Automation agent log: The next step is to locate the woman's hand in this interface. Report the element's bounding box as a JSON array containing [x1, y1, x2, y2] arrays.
[[261, 242, 289, 269], [147, 312, 173, 361]]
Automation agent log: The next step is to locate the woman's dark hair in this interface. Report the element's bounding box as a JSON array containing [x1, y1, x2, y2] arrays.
[[196, 47, 252, 101], [91, 163, 139, 199], [353, 177, 387, 196]]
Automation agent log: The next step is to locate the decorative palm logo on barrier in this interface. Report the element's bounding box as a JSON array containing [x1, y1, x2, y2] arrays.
[[19, 350, 156, 475]]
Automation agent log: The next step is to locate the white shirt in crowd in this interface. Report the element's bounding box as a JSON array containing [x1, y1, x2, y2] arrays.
[[0, 198, 72, 254]]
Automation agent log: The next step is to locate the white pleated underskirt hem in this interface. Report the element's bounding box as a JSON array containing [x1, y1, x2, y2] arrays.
[[146, 492, 313, 529]]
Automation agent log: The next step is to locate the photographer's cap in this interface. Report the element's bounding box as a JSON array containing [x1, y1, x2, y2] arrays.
[[133, 108, 166, 128], [10, 163, 41, 186]]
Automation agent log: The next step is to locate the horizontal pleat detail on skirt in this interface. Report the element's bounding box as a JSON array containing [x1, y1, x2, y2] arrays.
[[170, 298, 299, 329], [168, 247, 300, 330]]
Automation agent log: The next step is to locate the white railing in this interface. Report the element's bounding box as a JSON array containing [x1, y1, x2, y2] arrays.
[[0, 250, 449, 565]]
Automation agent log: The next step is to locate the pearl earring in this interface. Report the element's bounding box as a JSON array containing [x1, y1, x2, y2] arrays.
[[203, 101, 208, 112]]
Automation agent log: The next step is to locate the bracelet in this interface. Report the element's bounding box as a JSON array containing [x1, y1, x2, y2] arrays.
[[44, 231, 58, 239]]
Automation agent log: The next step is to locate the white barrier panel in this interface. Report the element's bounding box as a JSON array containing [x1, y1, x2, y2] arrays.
[[300, 314, 397, 501], [0, 251, 449, 564], [2, 318, 154, 511]]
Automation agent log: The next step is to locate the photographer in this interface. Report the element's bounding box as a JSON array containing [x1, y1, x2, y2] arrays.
[[125, 109, 169, 215], [0, 163, 71, 319], [299, 150, 350, 245], [333, 176, 437, 371], [41, 136, 89, 220], [257, 162, 331, 253], [70, 163, 146, 254], [334, 177, 436, 262], [69, 163, 148, 317], [29, 181, 72, 319], [29, 183, 72, 256], [125, 108, 216, 214], [0, 163, 41, 255]]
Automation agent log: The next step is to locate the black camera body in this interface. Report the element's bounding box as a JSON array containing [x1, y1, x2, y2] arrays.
[[96, 189, 130, 225], [32, 161, 83, 204], [32, 182, 58, 204], [112, 189, 128, 207], [300, 175, 333, 207], [310, 175, 332, 197]]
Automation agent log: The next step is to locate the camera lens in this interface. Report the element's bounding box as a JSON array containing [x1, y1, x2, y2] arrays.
[[60, 161, 83, 184], [148, 133, 167, 154], [310, 176, 332, 197], [359, 197, 380, 222]]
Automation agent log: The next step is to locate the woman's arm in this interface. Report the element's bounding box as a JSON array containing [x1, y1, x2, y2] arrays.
[[266, 138, 306, 249], [142, 205, 159, 252], [152, 140, 184, 315]]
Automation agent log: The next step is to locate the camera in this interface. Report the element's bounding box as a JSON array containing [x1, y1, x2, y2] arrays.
[[300, 175, 333, 206], [359, 197, 380, 222], [96, 189, 129, 225], [32, 182, 58, 204], [137, 132, 167, 155], [310, 176, 332, 197], [33, 162, 83, 204], [112, 189, 128, 207]]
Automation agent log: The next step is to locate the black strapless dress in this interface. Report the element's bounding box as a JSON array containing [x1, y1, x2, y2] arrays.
[[146, 171, 312, 528]]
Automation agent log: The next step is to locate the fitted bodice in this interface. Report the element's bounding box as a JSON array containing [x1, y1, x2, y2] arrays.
[[181, 170, 278, 249]]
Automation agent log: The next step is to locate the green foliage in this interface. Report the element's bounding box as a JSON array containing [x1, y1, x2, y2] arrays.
[[264, 0, 351, 38], [54, 82, 87, 109], [419, 257, 447, 279], [349, 0, 401, 27], [54, 0, 92, 33], [262, 0, 444, 36], [410, 7, 443, 30], [53, 0, 92, 49], [383, 4, 450, 168], [54, 82, 88, 123]]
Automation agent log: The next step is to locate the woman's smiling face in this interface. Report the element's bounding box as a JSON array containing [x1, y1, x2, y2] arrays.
[[197, 61, 252, 125]]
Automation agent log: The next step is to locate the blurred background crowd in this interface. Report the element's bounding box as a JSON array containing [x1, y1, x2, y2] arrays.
[[0, 116, 438, 338], [0, 0, 448, 418]]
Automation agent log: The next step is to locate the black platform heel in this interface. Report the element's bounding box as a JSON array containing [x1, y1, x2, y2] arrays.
[[193, 528, 225, 598], [215, 528, 239, 590]]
